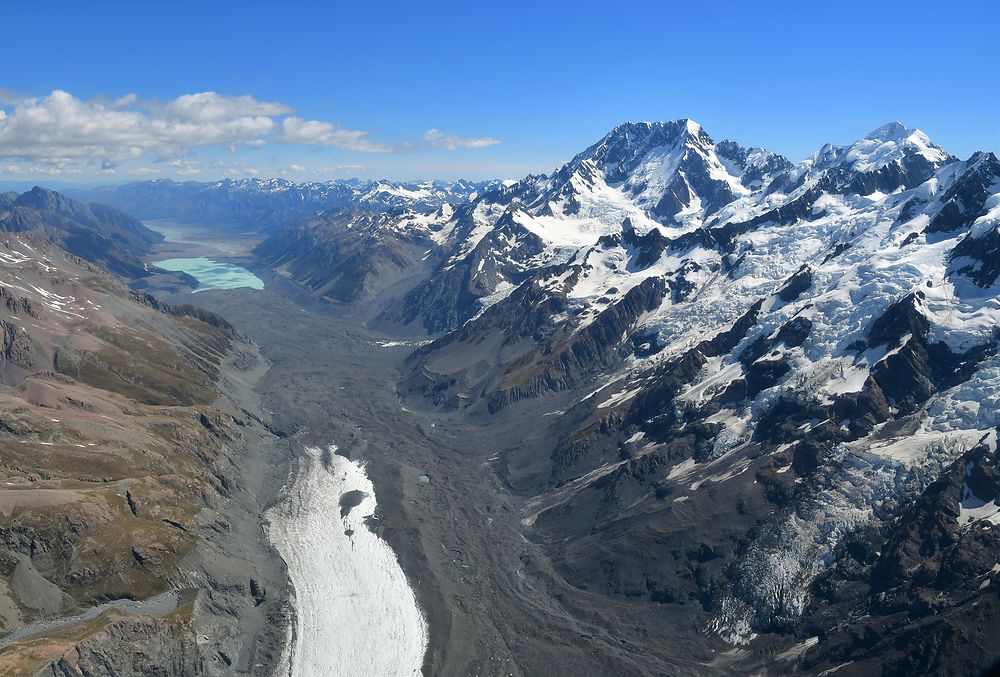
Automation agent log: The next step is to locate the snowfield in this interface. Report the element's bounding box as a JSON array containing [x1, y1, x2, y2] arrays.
[[268, 445, 428, 676]]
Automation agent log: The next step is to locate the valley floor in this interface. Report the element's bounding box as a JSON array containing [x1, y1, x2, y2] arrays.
[[180, 280, 727, 677]]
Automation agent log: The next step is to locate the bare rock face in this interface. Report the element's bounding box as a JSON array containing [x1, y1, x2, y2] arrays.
[[950, 221, 1000, 288], [0, 287, 38, 318], [924, 151, 1000, 234], [1, 319, 33, 372], [131, 539, 171, 567], [46, 615, 207, 677], [793, 435, 1000, 676]]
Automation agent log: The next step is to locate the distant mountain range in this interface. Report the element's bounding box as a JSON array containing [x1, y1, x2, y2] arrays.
[[68, 177, 500, 231]]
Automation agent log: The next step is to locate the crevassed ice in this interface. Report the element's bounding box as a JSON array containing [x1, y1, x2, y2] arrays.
[[268, 445, 428, 676]]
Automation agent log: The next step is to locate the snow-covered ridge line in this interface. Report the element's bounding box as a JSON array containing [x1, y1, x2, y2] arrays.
[[267, 445, 428, 676]]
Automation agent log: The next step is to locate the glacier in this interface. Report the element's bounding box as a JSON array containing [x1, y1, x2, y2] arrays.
[[267, 445, 428, 676]]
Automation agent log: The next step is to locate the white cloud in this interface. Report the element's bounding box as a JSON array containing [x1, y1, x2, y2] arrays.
[[289, 164, 306, 172], [110, 93, 138, 109], [278, 117, 391, 153], [169, 159, 203, 175], [0, 90, 279, 166], [327, 164, 367, 175], [0, 90, 500, 177], [162, 92, 291, 121], [422, 128, 500, 150], [5, 164, 84, 176], [209, 160, 260, 177]]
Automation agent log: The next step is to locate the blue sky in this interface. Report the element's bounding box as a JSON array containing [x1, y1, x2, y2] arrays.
[[1, 0, 996, 183]]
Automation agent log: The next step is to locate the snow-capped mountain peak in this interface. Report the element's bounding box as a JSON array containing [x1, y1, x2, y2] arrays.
[[518, 119, 791, 236], [852, 121, 949, 170], [866, 120, 914, 140], [808, 121, 951, 175]]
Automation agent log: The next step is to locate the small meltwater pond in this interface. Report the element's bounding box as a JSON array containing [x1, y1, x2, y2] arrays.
[[153, 257, 264, 293]]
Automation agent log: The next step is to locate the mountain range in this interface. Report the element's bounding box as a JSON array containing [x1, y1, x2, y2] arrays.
[[248, 119, 1000, 672], [10, 117, 1000, 675], [69, 178, 498, 231]]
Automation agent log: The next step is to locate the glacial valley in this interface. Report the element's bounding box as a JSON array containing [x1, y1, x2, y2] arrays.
[[3, 117, 1000, 676]]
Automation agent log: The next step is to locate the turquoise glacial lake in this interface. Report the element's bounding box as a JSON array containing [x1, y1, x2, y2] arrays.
[[153, 257, 264, 293]]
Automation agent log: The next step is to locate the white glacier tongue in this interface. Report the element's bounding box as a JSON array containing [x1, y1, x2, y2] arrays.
[[268, 445, 428, 676]]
